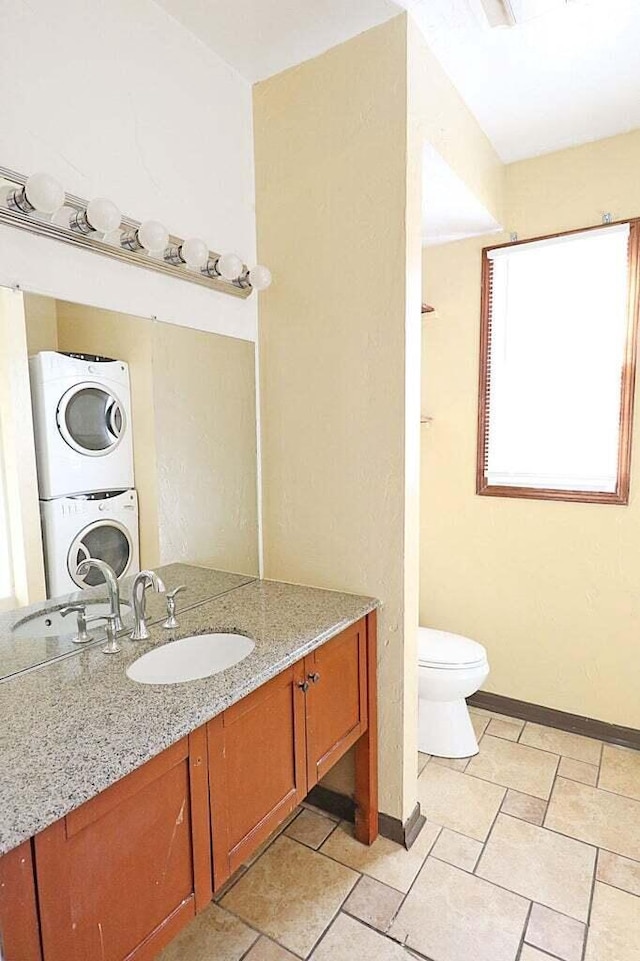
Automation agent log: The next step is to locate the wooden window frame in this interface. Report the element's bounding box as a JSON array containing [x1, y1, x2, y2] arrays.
[[476, 218, 640, 505]]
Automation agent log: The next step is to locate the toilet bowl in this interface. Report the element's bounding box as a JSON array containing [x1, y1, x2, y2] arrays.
[[418, 627, 489, 759]]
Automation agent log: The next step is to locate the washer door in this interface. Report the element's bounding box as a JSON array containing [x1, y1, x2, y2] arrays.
[[69, 521, 133, 587], [56, 382, 126, 456]]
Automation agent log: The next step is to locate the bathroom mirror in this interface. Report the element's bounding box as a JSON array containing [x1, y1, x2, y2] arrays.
[[0, 286, 259, 675]]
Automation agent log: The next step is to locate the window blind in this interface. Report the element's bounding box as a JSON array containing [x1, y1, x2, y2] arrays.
[[482, 223, 631, 495]]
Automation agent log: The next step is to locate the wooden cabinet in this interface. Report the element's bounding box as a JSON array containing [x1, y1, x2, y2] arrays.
[[0, 839, 42, 961], [34, 728, 211, 961], [0, 610, 378, 959], [304, 619, 368, 789], [208, 665, 308, 889], [208, 614, 378, 889]]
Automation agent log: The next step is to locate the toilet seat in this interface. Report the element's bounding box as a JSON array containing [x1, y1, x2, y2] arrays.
[[418, 628, 487, 671]]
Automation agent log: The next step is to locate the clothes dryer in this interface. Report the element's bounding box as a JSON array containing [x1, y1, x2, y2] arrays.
[[29, 351, 134, 499]]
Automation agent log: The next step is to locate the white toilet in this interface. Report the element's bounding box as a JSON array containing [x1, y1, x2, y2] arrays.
[[418, 627, 490, 758]]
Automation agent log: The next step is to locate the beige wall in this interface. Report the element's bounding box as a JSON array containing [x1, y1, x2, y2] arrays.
[[152, 323, 259, 576], [24, 294, 58, 355], [421, 130, 640, 729], [255, 16, 417, 821]]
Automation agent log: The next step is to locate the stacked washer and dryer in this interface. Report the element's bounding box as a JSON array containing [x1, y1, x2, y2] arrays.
[[29, 351, 140, 597]]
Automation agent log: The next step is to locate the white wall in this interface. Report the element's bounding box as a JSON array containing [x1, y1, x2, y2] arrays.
[[0, 0, 257, 341]]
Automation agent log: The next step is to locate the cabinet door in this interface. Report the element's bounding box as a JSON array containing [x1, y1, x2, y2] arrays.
[[35, 729, 211, 961], [304, 618, 368, 789], [208, 664, 307, 890], [0, 840, 42, 961]]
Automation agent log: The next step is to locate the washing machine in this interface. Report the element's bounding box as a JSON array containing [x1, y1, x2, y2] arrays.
[[40, 490, 140, 598], [29, 351, 135, 499]]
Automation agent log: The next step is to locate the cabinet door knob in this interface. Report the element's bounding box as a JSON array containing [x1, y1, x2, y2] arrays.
[[297, 680, 310, 693], [308, 672, 321, 684]]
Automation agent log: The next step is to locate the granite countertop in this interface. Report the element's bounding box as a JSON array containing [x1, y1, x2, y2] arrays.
[[0, 576, 377, 855]]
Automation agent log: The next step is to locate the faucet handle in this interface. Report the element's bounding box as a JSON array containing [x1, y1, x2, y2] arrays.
[[163, 586, 186, 630], [166, 585, 187, 601], [59, 603, 92, 644], [60, 602, 86, 615]]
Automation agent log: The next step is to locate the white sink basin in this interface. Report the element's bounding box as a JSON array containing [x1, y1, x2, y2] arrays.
[[12, 600, 132, 639], [126, 632, 255, 685]]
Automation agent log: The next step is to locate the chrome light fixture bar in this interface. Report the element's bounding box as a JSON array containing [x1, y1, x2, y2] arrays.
[[0, 165, 272, 298], [478, 0, 572, 28]]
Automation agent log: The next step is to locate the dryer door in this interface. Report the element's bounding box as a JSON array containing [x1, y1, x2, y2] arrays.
[[56, 383, 126, 456], [69, 521, 133, 587]]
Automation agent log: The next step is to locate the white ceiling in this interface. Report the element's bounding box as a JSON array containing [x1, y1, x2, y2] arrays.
[[154, 0, 399, 83], [155, 0, 640, 163], [152, 0, 640, 242], [400, 0, 640, 161]]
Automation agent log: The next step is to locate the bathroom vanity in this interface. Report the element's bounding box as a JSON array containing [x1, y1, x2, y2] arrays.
[[0, 573, 378, 961], [0, 286, 378, 960]]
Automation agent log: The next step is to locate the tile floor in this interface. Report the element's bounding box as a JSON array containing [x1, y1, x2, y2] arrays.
[[159, 708, 640, 961]]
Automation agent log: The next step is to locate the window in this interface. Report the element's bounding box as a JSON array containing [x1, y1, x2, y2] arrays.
[[477, 221, 640, 504]]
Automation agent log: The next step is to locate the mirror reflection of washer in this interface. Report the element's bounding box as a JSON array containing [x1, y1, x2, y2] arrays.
[[29, 351, 134, 499], [40, 491, 140, 598]]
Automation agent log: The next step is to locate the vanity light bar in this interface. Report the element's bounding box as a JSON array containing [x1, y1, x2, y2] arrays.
[[0, 166, 272, 298]]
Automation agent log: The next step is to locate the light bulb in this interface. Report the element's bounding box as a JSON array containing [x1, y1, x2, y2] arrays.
[[137, 219, 169, 253], [248, 264, 272, 291], [70, 197, 122, 234], [180, 237, 209, 269], [216, 253, 244, 281], [24, 172, 65, 213], [86, 197, 121, 233]]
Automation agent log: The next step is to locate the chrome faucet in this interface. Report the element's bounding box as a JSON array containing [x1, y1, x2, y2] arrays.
[[75, 559, 124, 632], [130, 570, 165, 641]]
